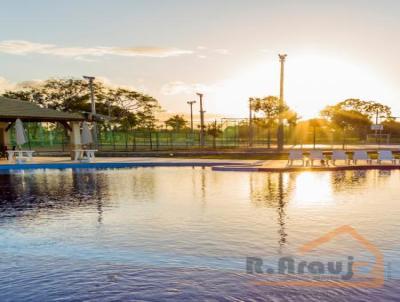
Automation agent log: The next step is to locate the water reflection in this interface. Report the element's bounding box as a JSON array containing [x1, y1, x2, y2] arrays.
[[0, 169, 109, 224], [250, 173, 293, 251], [247, 169, 397, 252], [331, 170, 368, 191], [0, 167, 399, 301], [0, 168, 399, 259]]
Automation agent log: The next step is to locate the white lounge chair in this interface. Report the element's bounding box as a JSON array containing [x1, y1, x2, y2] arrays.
[[352, 150, 371, 165], [331, 150, 349, 165], [377, 150, 396, 164], [287, 150, 304, 166], [309, 150, 325, 166]]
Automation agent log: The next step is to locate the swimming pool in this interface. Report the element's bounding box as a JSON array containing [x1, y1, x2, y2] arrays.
[[0, 167, 399, 301]]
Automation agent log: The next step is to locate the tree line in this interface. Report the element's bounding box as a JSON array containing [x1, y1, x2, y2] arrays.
[[2, 78, 160, 131], [3, 77, 400, 143]]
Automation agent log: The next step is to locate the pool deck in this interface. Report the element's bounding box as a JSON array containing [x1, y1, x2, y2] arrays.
[[1, 157, 400, 172], [0, 157, 257, 170], [212, 160, 400, 172]]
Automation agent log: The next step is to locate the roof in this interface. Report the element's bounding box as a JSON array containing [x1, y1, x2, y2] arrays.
[[0, 97, 85, 122]]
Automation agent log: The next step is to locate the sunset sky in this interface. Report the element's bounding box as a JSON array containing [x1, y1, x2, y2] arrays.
[[1, 0, 400, 119]]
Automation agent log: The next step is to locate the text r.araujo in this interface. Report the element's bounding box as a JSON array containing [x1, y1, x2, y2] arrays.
[[246, 256, 354, 281]]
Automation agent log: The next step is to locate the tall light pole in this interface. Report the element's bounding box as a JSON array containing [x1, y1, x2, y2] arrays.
[[83, 76, 97, 147], [196, 93, 205, 147], [187, 100, 196, 133], [277, 54, 287, 151]]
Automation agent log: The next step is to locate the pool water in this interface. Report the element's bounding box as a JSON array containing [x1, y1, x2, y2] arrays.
[[0, 167, 399, 301]]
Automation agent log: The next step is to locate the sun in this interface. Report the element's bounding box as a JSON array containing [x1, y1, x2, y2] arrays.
[[206, 52, 395, 120]]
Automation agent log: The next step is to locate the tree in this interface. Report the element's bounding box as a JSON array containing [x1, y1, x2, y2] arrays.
[[107, 87, 160, 130], [251, 96, 285, 119], [284, 110, 300, 145], [382, 120, 400, 136], [206, 120, 223, 149], [335, 98, 391, 119], [164, 115, 188, 131], [3, 78, 104, 112], [2, 78, 161, 130], [250, 96, 291, 148], [322, 99, 391, 123], [284, 110, 300, 127], [321, 99, 381, 140]]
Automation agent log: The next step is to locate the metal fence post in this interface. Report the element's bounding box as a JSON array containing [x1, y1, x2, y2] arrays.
[[149, 131, 153, 150]]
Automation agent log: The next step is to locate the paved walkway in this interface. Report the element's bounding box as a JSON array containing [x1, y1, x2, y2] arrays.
[[1, 157, 400, 172], [288, 144, 400, 150], [0, 157, 257, 170], [212, 159, 400, 172]]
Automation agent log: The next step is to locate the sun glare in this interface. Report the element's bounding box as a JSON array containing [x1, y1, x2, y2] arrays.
[[209, 53, 395, 120], [291, 172, 333, 206]]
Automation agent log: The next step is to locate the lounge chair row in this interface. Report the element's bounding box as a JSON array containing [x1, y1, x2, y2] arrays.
[[288, 150, 397, 166]]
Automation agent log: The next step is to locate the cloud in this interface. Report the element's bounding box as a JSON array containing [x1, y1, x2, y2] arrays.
[[0, 77, 16, 92], [0, 40, 193, 59], [161, 81, 215, 95], [95, 76, 147, 92], [0, 75, 148, 95], [109, 47, 192, 58], [74, 56, 97, 62], [260, 48, 274, 54], [213, 48, 229, 55]]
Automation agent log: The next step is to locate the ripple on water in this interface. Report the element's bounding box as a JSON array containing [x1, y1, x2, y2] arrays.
[[0, 167, 399, 301]]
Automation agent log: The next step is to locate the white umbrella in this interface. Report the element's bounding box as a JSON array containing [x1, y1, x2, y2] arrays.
[[81, 122, 93, 145], [15, 119, 27, 148]]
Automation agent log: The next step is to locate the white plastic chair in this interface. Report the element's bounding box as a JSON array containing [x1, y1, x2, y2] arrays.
[[331, 150, 349, 165], [353, 150, 371, 165], [287, 150, 304, 166], [309, 150, 325, 166], [377, 150, 396, 164]]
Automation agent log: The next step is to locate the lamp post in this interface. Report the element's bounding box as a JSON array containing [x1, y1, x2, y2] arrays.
[[187, 100, 196, 133], [277, 54, 287, 151], [196, 93, 205, 147], [83, 76, 97, 147]]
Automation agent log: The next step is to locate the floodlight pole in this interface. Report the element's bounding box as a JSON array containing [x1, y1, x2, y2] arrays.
[[277, 54, 287, 151], [196, 93, 205, 147], [83, 76, 97, 147], [187, 100, 196, 133]]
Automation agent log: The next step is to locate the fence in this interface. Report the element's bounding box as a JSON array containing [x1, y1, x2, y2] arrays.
[[6, 122, 400, 152]]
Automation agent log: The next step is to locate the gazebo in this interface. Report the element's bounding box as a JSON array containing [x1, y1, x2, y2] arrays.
[[0, 96, 87, 159]]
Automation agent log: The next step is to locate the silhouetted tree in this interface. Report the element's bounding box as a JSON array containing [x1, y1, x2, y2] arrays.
[[206, 120, 223, 148], [321, 99, 379, 140], [164, 115, 188, 131], [2, 78, 161, 130], [250, 96, 292, 148]]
